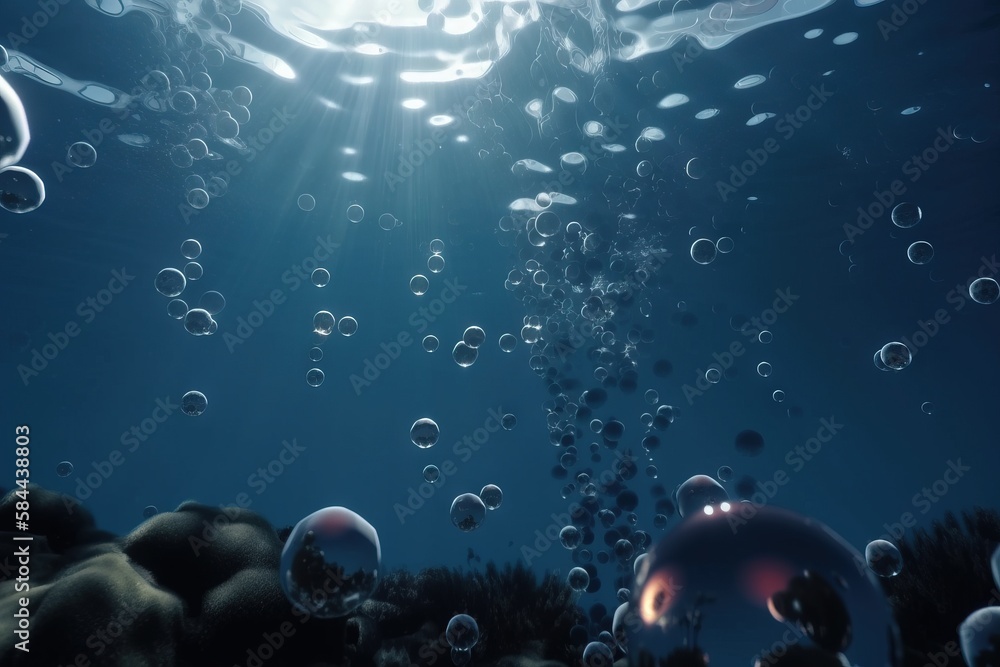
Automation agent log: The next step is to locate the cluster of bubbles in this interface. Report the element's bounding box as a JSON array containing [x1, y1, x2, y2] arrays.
[[279, 506, 381, 619], [407, 417, 502, 531], [453, 326, 486, 368], [155, 239, 227, 336], [306, 309, 359, 387]]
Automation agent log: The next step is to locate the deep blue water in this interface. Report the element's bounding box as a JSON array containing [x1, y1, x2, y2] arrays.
[[1, 0, 998, 586]]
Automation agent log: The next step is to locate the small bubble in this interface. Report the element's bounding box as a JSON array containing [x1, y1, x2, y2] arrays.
[[298, 194, 316, 211], [410, 275, 429, 295], [347, 204, 365, 222], [181, 391, 208, 416], [312, 268, 330, 287], [306, 368, 325, 387]]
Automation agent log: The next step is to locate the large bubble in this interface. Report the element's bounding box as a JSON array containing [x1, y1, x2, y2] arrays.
[[628, 505, 901, 667], [690, 239, 717, 265], [181, 391, 208, 416], [969, 277, 999, 305], [453, 342, 478, 367], [891, 202, 921, 228], [155, 268, 187, 297], [446, 614, 480, 650], [583, 641, 613, 667], [410, 275, 429, 295], [198, 291, 226, 315], [865, 539, 903, 578], [450, 493, 486, 531], [0, 166, 45, 213], [906, 241, 934, 265], [462, 326, 486, 348], [880, 342, 911, 370], [0, 74, 30, 169], [410, 418, 440, 448], [568, 566, 590, 591], [67, 142, 97, 168], [675, 474, 729, 518], [338, 316, 358, 336], [479, 484, 503, 510], [313, 311, 336, 335], [183, 308, 216, 336], [960, 607, 1000, 667], [279, 506, 381, 618]]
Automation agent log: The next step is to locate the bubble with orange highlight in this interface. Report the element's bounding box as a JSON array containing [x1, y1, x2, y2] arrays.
[[627, 505, 900, 667]]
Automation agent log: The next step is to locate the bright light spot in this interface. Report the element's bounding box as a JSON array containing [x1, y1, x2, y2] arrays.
[[340, 74, 374, 86], [429, 114, 454, 126], [342, 172, 366, 182], [703, 505, 714, 516], [720, 502, 731, 512], [343, 147, 357, 155], [456, 135, 469, 143], [402, 98, 427, 110], [317, 97, 342, 110], [657, 93, 690, 109]]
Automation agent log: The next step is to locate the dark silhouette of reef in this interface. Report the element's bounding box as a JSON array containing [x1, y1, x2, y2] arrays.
[[1, 486, 997, 667], [0, 485, 582, 667], [880, 507, 1000, 667]]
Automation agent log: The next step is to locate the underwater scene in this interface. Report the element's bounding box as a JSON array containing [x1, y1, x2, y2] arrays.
[[1, 0, 999, 665]]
